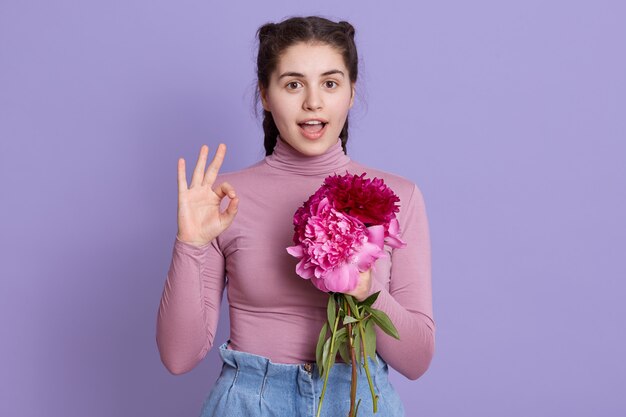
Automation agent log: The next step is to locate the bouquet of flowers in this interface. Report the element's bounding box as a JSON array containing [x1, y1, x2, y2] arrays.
[[286, 172, 407, 417]]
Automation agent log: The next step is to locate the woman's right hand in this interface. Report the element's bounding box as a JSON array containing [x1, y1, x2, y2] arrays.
[[176, 143, 239, 247]]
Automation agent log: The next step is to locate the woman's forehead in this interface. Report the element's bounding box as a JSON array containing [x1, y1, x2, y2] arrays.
[[275, 42, 347, 76]]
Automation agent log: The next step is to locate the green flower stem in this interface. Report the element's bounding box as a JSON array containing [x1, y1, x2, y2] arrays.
[[316, 299, 341, 417], [357, 319, 378, 413], [345, 298, 358, 417]]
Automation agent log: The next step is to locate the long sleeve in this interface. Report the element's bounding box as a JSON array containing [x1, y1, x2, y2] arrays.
[[365, 183, 435, 380], [155, 139, 435, 371], [156, 236, 226, 375]]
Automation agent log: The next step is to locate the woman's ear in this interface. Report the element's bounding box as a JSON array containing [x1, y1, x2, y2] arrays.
[[349, 83, 356, 109], [259, 83, 270, 111]]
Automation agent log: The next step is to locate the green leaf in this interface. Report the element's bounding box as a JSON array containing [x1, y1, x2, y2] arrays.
[[334, 326, 347, 344], [345, 295, 361, 319], [362, 290, 381, 307], [338, 341, 350, 365], [364, 318, 378, 363], [327, 337, 341, 372], [319, 337, 331, 377], [327, 294, 336, 329], [343, 315, 359, 325], [370, 309, 400, 340], [316, 322, 328, 372], [322, 326, 346, 375]]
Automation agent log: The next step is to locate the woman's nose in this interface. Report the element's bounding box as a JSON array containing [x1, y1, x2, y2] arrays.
[[303, 88, 323, 111]]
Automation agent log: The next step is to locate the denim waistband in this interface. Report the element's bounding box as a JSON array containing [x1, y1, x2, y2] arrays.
[[217, 340, 388, 380], [218, 340, 307, 377], [202, 340, 403, 417]]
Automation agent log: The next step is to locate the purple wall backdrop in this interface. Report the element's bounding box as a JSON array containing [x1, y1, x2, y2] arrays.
[[1, 1, 625, 416]]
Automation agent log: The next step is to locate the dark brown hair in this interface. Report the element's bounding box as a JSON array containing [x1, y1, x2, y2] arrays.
[[254, 16, 358, 156]]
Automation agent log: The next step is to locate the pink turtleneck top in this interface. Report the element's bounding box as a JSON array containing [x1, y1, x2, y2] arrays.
[[156, 137, 435, 380]]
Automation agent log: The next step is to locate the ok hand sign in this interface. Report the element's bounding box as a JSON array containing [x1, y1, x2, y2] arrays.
[[176, 144, 239, 247]]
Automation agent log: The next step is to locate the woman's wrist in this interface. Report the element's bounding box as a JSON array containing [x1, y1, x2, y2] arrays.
[[175, 234, 211, 247]]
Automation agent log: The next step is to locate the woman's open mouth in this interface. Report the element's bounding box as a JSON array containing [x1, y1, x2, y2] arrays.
[[298, 120, 328, 140]]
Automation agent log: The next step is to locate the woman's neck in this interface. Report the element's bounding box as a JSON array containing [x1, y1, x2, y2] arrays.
[[264, 136, 351, 175]]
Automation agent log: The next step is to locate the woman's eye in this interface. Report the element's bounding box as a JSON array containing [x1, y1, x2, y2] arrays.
[[287, 81, 301, 89], [324, 81, 338, 88]]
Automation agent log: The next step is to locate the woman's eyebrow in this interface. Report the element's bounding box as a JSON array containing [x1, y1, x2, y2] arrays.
[[278, 69, 345, 79]]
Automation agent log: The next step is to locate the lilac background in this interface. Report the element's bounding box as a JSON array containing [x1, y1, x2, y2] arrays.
[[1, 1, 625, 416]]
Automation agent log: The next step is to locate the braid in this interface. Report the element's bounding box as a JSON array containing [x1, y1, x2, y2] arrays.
[[262, 111, 281, 156]]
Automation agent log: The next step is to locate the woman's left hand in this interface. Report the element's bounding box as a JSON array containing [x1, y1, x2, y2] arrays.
[[344, 268, 372, 302]]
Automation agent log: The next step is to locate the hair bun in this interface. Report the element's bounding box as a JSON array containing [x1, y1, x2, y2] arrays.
[[257, 22, 277, 41], [338, 21, 355, 38]]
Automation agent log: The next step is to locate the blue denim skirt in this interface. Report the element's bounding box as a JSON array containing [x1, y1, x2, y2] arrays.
[[199, 340, 405, 417]]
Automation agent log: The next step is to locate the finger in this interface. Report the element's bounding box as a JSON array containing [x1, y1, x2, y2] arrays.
[[202, 143, 226, 187], [190, 145, 209, 188], [177, 158, 188, 191], [220, 196, 239, 224], [214, 181, 236, 199]]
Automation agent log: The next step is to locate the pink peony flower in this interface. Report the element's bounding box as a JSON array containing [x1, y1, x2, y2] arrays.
[[286, 197, 385, 293], [292, 186, 327, 244], [287, 172, 407, 293]]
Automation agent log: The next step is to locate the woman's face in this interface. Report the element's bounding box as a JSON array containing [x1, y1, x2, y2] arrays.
[[260, 42, 355, 156]]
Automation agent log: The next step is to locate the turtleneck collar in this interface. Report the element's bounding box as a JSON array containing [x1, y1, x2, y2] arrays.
[[264, 135, 351, 176]]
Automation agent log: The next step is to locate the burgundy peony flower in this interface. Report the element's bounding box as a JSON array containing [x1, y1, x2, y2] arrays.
[[322, 172, 401, 229], [292, 171, 406, 249]]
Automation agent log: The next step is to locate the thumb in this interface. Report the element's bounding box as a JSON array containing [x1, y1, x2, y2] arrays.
[[220, 195, 239, 226]]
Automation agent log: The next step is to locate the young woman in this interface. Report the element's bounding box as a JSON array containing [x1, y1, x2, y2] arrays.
[[156, 16, 435, 417]]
